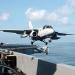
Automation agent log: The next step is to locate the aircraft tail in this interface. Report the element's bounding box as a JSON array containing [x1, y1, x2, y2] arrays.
[[28, 21, 33, 29]]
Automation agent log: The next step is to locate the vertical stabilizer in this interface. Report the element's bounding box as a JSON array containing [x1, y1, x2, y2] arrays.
[[29, 21, 33, 29]]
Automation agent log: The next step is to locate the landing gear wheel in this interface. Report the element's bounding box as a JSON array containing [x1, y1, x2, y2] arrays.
[[31, 41, 34, 45], [49, 40, 51, 42], [45, 42, 48, 45]]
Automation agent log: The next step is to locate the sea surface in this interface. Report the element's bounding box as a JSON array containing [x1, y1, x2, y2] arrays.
[[32, 42, 75, 66]]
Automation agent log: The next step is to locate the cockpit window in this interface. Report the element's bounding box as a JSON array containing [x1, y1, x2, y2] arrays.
[[43, 25, 53, 29]]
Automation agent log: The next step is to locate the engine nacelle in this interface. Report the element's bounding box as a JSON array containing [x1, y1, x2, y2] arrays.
[[21, 32, 28, 38], [30, 31, 38, 37], [21, 34, 27, 38]]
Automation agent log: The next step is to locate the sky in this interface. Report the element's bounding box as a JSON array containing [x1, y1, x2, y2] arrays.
[[0, 0, 75, 44]]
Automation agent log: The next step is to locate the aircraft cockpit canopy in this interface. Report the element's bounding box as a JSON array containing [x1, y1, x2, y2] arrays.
[[43, 25, 53, 29]]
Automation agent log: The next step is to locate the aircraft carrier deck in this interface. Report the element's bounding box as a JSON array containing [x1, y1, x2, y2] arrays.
[[0, 48, 75, 75], [0, 43, 44, 55]]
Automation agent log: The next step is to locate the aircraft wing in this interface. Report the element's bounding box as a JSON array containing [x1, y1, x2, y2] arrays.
[[55, 32, 73, 36], [1, 29, 39, 35], [1, 30, 32, 35]]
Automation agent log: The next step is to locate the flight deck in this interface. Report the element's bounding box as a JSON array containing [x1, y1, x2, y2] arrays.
[[0, 49, 75, 75]]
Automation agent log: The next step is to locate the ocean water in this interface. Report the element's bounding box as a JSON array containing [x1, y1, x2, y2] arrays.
[[32, 42, 75, 66]]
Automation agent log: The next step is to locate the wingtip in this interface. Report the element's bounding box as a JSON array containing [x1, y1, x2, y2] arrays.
[[0, 30, 2, 31]]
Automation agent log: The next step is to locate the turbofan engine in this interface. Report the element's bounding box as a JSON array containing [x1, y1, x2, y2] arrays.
[[30, 31, 38, 37]]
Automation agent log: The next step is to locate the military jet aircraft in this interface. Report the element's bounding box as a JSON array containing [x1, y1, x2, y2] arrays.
[[0, 21, 73, 45]]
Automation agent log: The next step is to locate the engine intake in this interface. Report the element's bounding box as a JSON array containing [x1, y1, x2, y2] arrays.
[[33, 31, 37, 37], [30, 31, 38, 37]]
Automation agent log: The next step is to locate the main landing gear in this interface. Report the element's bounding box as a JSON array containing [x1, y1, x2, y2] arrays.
[[43, 39, 52, 45], [45, 42, 48, 45], [30, 40, 51, 55], [42, 40, 48, 45], [31, 41, 34, 45], [31, 41, 35, 45]]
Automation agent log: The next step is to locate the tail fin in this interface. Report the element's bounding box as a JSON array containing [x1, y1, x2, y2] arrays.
[[28, 21, 33, 29]]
